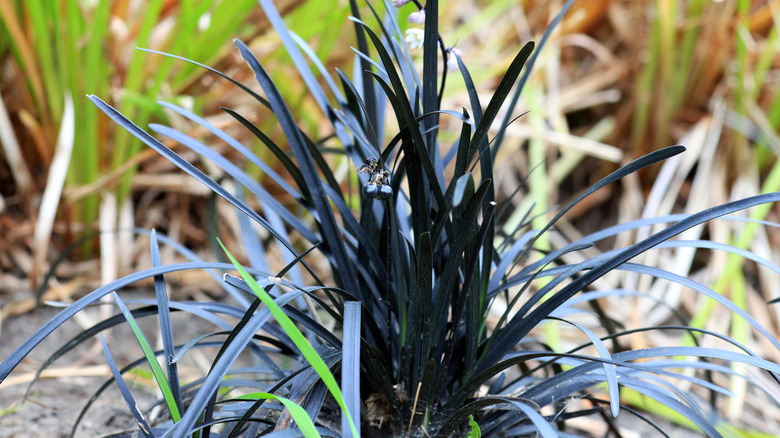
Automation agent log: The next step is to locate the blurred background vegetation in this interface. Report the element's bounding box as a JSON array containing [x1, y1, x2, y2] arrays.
[[1, 0, 780, 433]]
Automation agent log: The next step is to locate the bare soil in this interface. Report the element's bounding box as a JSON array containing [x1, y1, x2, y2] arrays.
[[0, 288, 217, 438]]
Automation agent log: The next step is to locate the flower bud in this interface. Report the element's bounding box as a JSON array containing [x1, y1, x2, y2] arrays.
[[408, 9, 425, 24], [447, 47, 463, 72]]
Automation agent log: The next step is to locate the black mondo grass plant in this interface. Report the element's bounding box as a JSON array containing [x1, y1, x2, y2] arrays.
[[3, 0, 780, 436]]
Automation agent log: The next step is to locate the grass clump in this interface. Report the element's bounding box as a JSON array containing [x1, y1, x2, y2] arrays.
[[2, 1, 780, 437]]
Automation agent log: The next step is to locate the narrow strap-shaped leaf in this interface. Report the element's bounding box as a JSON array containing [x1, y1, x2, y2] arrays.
[[277, 360, 330, 432], [615, 262, 780, 352], [552, 317, 619, 417], [150, 229, 182, 413], [234, 393, 322, 438], [422, 0, 440, 157], [202, 241, 336, 417], [235, 187, 269, 272], [289, 32, 345, 104], [341, 302, 361, 438], [112, 292, 182, 422], [136, 47, 270, 108], [453, 108, 472, 178], [99, 334, 154, 438], [528, 345, 780, 399], [348, 0, 378, 131], [321, 183, 388, 286], [463, 202, 497, 375], [157, 101, 301, 199], [167, 287, 305, 438], [336, 68, 379, 151], [436, 198, 496, 392], [467, 41, 535, 167], [226, 358, 342, 438], [148, 123, 318, 244], [0, 261, 268, 382], [220, 107, 309, 199], [29, 306, 170, 399], [367, 0, 421, 93], [350, 47, 388, 78], [368, 71, 435, 237], [171, 331, 293, 365], [75, 343, 208, 437], [488, 231, 536, 295], [258, 0, 329, 112], [33, 299, 269, 398], [258, 10, 373, 198], [479, 191, 780, 373], [223, 275, 343, 348], [456, 57, 483, 131], [234, 39, 360, 299], [353, 18, 445, 208], [408, 232, 432, 389], [330, 102, 381, 160], [199, 295, 270, 438], [428, 180, 491, 363], [218, 242, 360, 438], [620, 381, 719, 437], [87, 95, 316, 279], [489, 244, 592, 339], [515, 145, 686, 267], [136, 227, 247, 298], [301, 131, 344, 200]]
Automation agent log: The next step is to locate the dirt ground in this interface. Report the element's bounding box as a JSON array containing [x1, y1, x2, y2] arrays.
[[0, 305, 152, 437], [0, 288, 219, 438]]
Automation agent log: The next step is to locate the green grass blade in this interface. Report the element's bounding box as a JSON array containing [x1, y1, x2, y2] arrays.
[[111, 0, 165, 200], [0, 2, 47, 123], [219, 240, 359, 438], [234, 392, 322, 437], [26, 1, 61, 123], [111, 292, 182, 422], [81, 0, 111, 216]]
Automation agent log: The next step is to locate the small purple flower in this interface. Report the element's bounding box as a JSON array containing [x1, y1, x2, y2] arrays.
[[447, 47, 463, 72], [405, 28, 425, 49], [392, 0, 409, 6], [408, 9, 425, 24]]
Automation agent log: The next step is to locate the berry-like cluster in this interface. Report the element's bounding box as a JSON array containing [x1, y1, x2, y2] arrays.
[[356, 157, 393, 201]]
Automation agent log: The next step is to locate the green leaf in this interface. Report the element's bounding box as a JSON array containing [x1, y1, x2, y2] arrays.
[[219, 240, 359, 438], [235, 392, 322, 437], [112, 292, 182, 422]]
